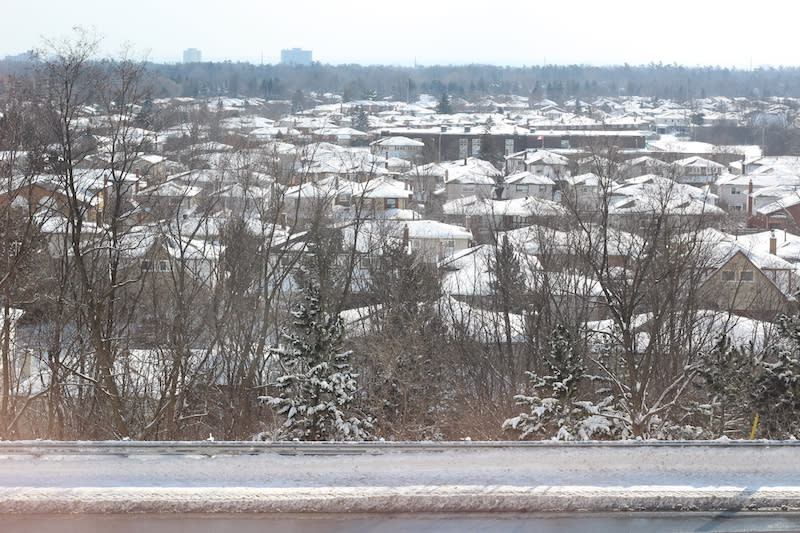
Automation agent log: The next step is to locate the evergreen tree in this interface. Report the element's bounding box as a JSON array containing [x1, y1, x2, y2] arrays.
[[134, 97, 154, 129], [291, 89, 305, 113], [436, 91, 452, 114], [489, 235, 525, 367], [350, 105, 369, 132], [503, 326, 622, 440], [753, 315, 800, 438], [692, 335, 757, 438], [261, 285, 373, 441], [364, 241, 452, 438]]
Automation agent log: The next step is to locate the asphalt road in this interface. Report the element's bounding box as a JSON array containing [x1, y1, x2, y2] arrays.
[[4, 512, 800, 533]]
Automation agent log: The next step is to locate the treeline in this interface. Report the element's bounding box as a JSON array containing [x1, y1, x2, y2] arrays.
[[5, 59, 800, 102], [143, 63, 800, 102]]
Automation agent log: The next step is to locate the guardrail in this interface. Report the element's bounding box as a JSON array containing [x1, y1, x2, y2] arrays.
[[1, 439, 798, 456], [1, 440, 799, 514]]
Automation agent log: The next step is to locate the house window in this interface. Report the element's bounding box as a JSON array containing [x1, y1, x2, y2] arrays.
[[140, 260, 152, 271], [515, 184, 529, 193], [442, 239, 455, 249], [731, 187, 741, 195], [505, 139, 515, 155], [158, 260, 171, 272], [385, 198, 398, 209], [721, 270, 735, 281], [459, 139, 469, 159], [462, 184, 475, 194], [732, 205, 742, 211], [411, 239, 421, 249], [538, 185, 546, 193], [740, 270, 754, 282], [471, 138, 481, 156]]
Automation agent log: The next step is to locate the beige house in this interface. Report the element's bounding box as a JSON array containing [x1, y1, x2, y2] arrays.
[[698, 240, 799, 320]]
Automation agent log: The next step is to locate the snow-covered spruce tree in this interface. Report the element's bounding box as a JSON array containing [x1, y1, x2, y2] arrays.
[[689, 335, 758, 439], [503, 325, 623, 440], [753, 314, 800, 439], [261, 285, 373, 441]]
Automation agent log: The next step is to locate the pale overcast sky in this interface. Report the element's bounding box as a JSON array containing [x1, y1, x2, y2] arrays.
[[5, 0, 800, 68]]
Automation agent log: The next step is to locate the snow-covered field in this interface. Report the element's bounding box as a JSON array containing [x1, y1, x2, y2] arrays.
[[1, 441, 799, 514]]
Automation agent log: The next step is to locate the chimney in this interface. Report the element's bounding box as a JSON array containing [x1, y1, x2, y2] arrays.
[[770, 229, 777, 255], [747, 179, 753, 216], [402, 224, 409, 248]]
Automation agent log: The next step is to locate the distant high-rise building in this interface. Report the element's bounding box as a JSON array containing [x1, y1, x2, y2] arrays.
[[4, 50, 34, 62], [183, 48, 202, 63], [281, 48, 312, 66]]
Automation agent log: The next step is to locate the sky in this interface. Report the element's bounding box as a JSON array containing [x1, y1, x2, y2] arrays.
[[5, 0, 800, 68]]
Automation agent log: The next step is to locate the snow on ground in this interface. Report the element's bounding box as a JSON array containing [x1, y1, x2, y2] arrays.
[[1, 442, 800, 513]]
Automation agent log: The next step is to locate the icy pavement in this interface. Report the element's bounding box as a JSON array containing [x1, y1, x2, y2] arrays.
[[0, 441, 799, 513]]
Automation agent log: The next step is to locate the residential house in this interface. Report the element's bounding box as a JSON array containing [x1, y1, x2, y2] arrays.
[[443, 195, 568, 243], [405, 157, 501, 203], [282, 176, 354, 227], [673, 156, 725, 185], [404, 219, 473, 262], [350, 176, 413, 216], [502, 171, 555, 201], [369, 136, 425, 161], [557, 172, 610, 212], [618, 156, 672, 179], [696, 229, 799, 320], [609, 175, 723, 230], [504, 149, 571, 178], [444, 172, 498, 201], [134, 178, 203, 220]]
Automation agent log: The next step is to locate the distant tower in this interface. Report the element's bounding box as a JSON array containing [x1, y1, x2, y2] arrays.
[[280, 48, 312, 66], [183, 48, 202, 63]]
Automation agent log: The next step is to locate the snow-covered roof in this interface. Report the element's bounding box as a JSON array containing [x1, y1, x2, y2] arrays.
[[370, 136, 425, 147], [505, 149, 570, 166], [407, 158, 502, 180], [674, 156, 725, 169], [440, 244, 540, 297], [610, 175, 722, 216], [137, 179, 202, 199], [405, 220, 472, 240], [586, 309, 776, 355], [443, 195, 568, 218], [504, 171, 556, 186], [685, 228, 799, 299], [352, 177, 412, 200]]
